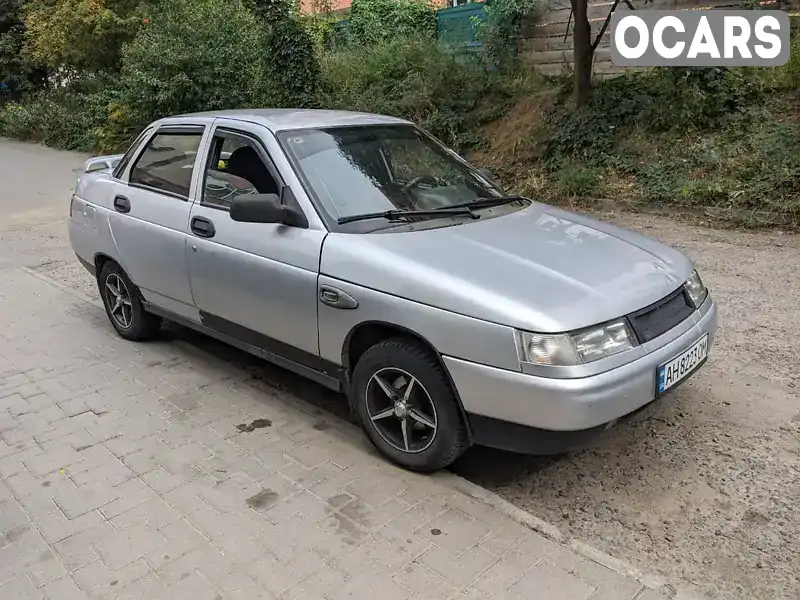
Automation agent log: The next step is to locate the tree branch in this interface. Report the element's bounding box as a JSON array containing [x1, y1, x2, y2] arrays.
[[563, 9, 573, 43], [591, 0, 622, 52]]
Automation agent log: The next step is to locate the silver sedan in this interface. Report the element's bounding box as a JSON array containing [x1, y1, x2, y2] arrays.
[[68, 109, 718, 472]]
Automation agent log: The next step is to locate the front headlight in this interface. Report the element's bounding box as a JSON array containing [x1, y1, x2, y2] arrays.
[[684, 269, 708, 308], [518, 319, 636, 366], [518, 332, 581, 366], [571, 320, 635, 363]]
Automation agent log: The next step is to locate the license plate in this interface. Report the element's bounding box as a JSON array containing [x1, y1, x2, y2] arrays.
[[657, 334, 709, 394]]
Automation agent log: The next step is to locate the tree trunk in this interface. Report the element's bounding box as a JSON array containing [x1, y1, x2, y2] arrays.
[[571, 0, 594, 107]]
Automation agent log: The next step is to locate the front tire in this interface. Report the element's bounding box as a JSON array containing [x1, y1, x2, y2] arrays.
[[351, 338, 469, 473], [98, 262, 161, 341]]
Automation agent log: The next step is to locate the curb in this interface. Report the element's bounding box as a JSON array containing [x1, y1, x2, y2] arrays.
[[22, 265, 104, 309], [19, 265, 705, 600], [439, 472, 676, 592]]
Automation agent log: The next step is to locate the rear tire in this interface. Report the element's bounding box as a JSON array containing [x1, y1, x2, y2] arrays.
[[98, 262, 161, 341], [352, 337, 469, 473]]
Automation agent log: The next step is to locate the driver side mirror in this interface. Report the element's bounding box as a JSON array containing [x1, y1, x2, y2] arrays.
[[230, 193, 308, 228]]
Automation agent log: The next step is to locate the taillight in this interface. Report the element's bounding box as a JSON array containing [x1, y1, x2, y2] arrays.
[[69, 195, 76, 217]]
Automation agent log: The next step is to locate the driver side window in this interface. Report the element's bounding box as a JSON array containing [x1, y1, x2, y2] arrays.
[[202, 131, 281, 210]]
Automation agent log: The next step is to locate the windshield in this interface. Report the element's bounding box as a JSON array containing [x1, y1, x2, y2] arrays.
[[277, 125, 504, 223]]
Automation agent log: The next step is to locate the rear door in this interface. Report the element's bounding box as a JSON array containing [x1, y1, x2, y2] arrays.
[[110, 124, 208, 319], [186, 120, 326, 369]]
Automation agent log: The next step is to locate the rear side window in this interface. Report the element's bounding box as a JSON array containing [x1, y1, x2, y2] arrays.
[[130, 129, 204, 198]]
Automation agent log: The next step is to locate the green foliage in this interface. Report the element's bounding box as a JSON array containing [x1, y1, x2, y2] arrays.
[[321, 34, 522, 149], [0, 74, 119, 150], [545, 67, 763, 167], [347, 0, 436, 47], [300, 0, 337, 55], [554, 163, 599, 197], [628, 118, 800, 217], [725, 120, 800, 215], [0, 0, 47, 99], [115, 0, 267, 131], [246, 0, 292, 24], [769, 36, 800, 91], [528, 62, 800, 223], [23, 0, 148, 72], [263, 15, 321, 107], [475, 0, 543, 68], [302, 15, 336, 54]]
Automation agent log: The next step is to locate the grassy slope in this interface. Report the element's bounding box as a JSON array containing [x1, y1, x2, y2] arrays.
[[470, 80, 800, 229]]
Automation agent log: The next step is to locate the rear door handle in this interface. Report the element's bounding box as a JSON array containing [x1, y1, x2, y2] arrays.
[[191, 216, 215, 238], [113, 195, 131, 214]]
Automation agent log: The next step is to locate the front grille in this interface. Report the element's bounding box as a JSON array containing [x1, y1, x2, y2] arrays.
[[626, 287, 694, 343]]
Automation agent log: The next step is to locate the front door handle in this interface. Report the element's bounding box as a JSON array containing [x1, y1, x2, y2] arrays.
[[113, 195, 131, 213], [191, 216, 215, 238], [320, 285, 358, 310]]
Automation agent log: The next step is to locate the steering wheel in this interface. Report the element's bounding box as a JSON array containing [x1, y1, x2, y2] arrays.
[[401, 175, 439, 193]]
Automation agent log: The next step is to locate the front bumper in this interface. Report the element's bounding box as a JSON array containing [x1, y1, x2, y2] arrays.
[[444, 295, 718, 453]]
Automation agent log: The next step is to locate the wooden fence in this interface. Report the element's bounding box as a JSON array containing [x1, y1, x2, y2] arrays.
[[518, 0, 800, 74]]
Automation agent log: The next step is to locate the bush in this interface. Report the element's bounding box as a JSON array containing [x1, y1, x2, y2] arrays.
[[321, 35, 522, 149], [1, 0, 47, 100], [554, 163, 599, 197], [544, 67, 763, 167], [476, 0, 544, 68], [115, 0, 267, 131], [347, 0, 436, 47], [300, 0, 337, 56], [23, 0, 146, 72], [263, 17, 321, 108], [0, 75, 118, 151], [731, 120, 800, 216], [772, 36, 800, 91], [0, 102, 37, 141]]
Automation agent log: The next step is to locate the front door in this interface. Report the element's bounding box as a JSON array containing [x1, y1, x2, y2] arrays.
[[186, 122, 325, 371], [110, 125, 207, 319]]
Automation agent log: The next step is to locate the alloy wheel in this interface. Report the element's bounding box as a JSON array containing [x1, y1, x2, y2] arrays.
[[365, 367, 438, 453], [104, 273, 133, 329]]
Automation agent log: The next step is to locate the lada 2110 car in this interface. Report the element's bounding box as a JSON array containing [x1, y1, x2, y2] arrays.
[[69, 109, 718, 472]]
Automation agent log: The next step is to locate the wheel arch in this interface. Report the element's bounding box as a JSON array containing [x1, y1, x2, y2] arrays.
[[95, 254, 135, 286], [342, 320, 473, 443], [94, 252, 117, 275]]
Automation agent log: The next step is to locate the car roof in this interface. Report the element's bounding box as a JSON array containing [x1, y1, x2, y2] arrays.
[[166, 109, 412, 132]]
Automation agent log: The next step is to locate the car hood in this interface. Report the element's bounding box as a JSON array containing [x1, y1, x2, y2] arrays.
[[320, 202, 695, 332]]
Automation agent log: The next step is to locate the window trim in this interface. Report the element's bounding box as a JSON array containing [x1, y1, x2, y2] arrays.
[[199, 127, 286, 213], [112, 127, 153, 180], [128, 125, 207, 201]]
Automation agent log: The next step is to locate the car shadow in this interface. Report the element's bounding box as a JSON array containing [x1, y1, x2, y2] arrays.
[[160, 322, 353, 422], [159, 321, 594, 482]]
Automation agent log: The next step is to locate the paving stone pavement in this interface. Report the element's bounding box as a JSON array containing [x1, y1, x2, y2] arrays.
[[0, 268, 671, 600]]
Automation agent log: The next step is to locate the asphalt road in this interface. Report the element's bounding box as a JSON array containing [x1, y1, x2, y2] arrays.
[[0, 139, 84, 219], [1, 138, 797, 600]]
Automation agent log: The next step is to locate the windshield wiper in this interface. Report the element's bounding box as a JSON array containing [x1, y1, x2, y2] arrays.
[[337, 207, 480, 225], [438, 196, 526, 211]]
